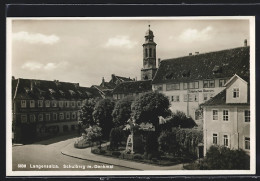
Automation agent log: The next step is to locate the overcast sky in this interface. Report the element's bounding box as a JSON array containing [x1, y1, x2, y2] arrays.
[[11, 18, 250, 87]]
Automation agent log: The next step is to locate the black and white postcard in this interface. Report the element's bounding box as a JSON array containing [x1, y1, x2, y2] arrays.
[[6, 16, 256, 176]]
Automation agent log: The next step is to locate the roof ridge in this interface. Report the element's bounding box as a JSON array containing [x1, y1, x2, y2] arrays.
[[162, 46, 249, 62]]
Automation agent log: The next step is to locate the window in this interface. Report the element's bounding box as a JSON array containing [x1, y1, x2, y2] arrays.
[[53, 113, 57, 121], [194, 81, 199, 89], [233, 88, 239, 98], [176, 96, 180, 102], [219, 79, 226, 87], [38, 114, 43, 121], [203, 80, 215, 88], [72, 112, 76, 119], [154, 85, 163, 91], [183, 83, 188, 90], [66, 112, 70, 120], [21, 100, 26, 108], [171, 96, 174, 102], [245, 137, 250, 150], [245, 110, 250, 122], [194, 94, 198, 102], [195, 110, 201, 120], [59, 113, 64, 120], [223, 110, 229, 121], [52, 100, 57, 107], [45, 100, 50, 107], [30, 114, 36, 122], [71, 101, 75, 107], [38, 100, 43, 107], [188, 94, 193, 102], [30, 100, 35, 108], [149, 48, 152, 57], [203, 94, 208, 101], [65, 101, 70, 107], [213, 110, 218, 120], [166, 83, 180, 91], [59, 101, 63, 107], [184, 94, 188, 102], [21, 115, 27, 123], [183, 81, 199, 89], [213, 134, 218, 144], [223, 135, 229, 147], [46, 114, 50, 121], [145, 48, 148, 57], [77, 101, 81, 107]]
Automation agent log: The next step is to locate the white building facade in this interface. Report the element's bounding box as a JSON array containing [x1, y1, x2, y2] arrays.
[[202, 75, 250, 155]]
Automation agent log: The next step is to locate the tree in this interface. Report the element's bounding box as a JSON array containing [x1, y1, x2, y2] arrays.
[[79, 98, 97, 126], [131, 92, 171, 132], [165, 111, 197, 129], [112, 95, 134, 127], [85, 125, 102, 147], [158, 131, 179, 156], [92, 98, 115, 138]]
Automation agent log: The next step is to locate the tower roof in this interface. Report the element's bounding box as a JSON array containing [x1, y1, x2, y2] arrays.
[[145, 25, 154, 37]]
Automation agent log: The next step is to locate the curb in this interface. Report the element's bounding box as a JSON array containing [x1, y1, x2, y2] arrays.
[[60, 142, 184, 170]]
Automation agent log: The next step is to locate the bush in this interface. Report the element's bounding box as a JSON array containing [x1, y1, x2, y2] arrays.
[[202, 145, 250, 170], [151, 158, 158, 162], [133, 154, 143, 160], [109, 127, 124, 150], [100, 150, 106, 154], [112, 151, 121, 157]]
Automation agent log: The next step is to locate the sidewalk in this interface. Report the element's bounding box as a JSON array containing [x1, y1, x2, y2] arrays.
[[61, 140, 184, 170]]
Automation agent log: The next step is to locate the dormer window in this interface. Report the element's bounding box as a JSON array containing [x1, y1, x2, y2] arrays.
[[59, 90, 65, 96], [212, 65, 222, 74], [77, 91, 82, 95], [233, 88, 239, 98], [49, 89, 56, 94], [69, 90, 76, 96]]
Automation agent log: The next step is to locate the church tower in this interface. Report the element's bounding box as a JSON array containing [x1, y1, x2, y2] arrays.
[[141, 25, 157, 80]]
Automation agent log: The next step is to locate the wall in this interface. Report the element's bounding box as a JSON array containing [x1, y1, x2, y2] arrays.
[[152, 78, 227, 121], [226, 77, 248, 104], [203, 105, 250, 155]]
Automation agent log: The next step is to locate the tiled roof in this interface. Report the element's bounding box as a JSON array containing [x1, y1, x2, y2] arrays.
[[152, 46, 250, 84], [12, 78, 102, 100], [112, 80, 152, 94], [110, 74, 133, 83], [201, 87, 250, 106]]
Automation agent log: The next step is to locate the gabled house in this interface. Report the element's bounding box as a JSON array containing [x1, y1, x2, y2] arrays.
[[92, 74, 133, 98], [201, 74, 250, 155]]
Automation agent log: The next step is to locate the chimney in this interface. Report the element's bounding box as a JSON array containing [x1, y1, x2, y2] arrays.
[[158, 58, 161, 67], [189, 53, 192, 56], [30, 80, 34, 91], [244, 39, 247, 47], [102, 77, 105, 87], [195, 52, 199, 55], [74, 83, 79, 88]]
